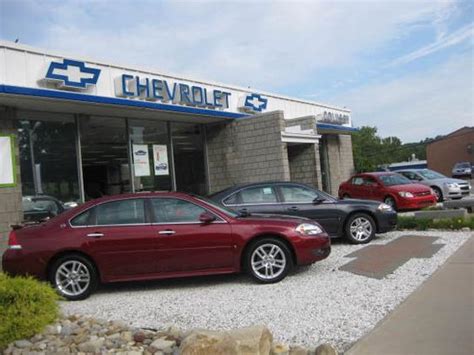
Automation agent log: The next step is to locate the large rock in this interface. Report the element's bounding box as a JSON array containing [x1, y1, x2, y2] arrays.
[[315, 343, 338, 355], [180, 325, 272, 355]]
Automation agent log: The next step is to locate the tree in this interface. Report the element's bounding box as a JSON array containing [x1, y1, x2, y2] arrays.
[[352, 126, 434, 173]]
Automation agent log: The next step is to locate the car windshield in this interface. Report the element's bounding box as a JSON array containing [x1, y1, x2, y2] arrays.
[[455, 162, 470, 168], [418, 169, 446, 180], [378, 174, 412, 186], [193, 195, 240, 218]]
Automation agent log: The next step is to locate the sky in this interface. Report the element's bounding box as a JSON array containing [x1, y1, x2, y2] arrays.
[[0, 0, 473, 142]]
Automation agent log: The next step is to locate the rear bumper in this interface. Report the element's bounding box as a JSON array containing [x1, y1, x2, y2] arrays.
[[2, 249, 47, 280]]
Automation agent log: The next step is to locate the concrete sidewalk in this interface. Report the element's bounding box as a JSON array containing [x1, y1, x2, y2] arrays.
[[346, 235, 474, 355]]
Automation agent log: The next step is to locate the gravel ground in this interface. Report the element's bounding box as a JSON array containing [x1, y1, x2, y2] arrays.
[[61, 231, 471, 352]]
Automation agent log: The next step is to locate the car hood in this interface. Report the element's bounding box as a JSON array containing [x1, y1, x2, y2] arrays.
[[386, 183, 431, 193], [425, 178, 469, 185]]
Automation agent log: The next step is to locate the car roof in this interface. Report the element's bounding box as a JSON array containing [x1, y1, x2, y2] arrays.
[[209, 181, 312, 196], [357, 172, 398, 176]]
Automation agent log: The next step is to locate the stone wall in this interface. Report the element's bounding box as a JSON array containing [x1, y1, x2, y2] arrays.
[[206, 111, 290, 193], [326, 134, 354, 196], [0, 108, 22, 256]]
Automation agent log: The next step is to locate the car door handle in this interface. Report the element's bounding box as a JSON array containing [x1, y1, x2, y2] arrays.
[[158, 230, 176, 235], [86, 232, 104, 238], [287, 206, 299, 211]]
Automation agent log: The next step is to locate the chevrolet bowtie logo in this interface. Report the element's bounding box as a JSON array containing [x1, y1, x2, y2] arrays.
[[244, 93, 268, 112], [45, 59, 101, 89]]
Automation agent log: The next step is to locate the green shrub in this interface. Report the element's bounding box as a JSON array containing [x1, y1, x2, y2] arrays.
[[397, 216, 474, 230], [0, 273, 60, 349]]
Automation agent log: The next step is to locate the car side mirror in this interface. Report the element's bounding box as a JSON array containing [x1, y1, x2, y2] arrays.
[[64, 201, 79, 210], [313, 197, 325, 205], [199, 212, 216, 224]]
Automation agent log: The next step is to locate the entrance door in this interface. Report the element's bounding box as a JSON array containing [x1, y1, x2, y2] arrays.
[[80, 116, 130, 199], [171, 123, 207, 195]]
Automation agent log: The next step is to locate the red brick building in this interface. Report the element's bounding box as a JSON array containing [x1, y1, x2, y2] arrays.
[[427, 127, 474, 176]]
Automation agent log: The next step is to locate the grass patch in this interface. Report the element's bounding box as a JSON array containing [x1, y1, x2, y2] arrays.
[[397, 216, 474, 231], [0, 273, 60, 349]]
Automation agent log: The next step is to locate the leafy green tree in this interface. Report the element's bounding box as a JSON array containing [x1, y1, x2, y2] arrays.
[[352, 126, 434, 173]]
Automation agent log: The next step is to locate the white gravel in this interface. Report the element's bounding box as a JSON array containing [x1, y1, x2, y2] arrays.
[[61, 231, 472, 351]]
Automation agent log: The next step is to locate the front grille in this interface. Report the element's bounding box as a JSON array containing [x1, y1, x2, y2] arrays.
[[414, 191, 431, 197]]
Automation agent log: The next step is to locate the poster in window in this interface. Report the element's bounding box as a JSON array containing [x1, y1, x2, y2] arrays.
[[153, 145, 169, 176], [132, 144, 150, 177], [0, 135, 16, 187]]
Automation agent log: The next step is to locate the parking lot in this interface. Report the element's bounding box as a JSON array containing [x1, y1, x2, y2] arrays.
[[61, 231, 471, 351]]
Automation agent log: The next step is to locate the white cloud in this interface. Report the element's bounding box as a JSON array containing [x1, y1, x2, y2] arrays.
[[331, 53, 474, 142], [32, 0, 456, 89], [389, 22, 474, 66]]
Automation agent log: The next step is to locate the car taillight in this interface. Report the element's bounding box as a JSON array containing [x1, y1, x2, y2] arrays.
[[8, 230, 22, 250]]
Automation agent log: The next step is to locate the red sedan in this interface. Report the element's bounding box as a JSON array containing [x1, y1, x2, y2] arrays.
[[2, 192, 330, 300], [338, 172, 437, 211]]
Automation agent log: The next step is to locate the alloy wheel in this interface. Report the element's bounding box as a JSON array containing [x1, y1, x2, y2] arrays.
[[349, 217, 373, 242], [250, 243, 287, 280], [55, 260, 91, 297]]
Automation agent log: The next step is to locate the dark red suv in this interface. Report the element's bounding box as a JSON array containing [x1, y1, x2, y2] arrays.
[[2, 192, 330, 300]]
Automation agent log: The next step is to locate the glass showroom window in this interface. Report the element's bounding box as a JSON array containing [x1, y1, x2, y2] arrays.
[[16, 111, 80, 203], [129, 119, 172, 192]]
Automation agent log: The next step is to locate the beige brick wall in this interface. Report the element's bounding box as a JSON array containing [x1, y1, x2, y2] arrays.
[[326, 134, 355, 196], [206, 111, 290, 193], [0, 108, 23, 257]]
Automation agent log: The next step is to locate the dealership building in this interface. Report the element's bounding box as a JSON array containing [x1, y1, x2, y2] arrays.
[[0, 41, 355, 248]]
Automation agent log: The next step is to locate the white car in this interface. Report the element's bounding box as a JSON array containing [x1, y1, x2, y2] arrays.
[[398, 169, 471, 202], [452, 162, 473, 178]]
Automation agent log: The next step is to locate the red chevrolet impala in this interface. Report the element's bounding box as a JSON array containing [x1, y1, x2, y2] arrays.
[[339, 172, 437, 211], [2, 192, 330, 300]]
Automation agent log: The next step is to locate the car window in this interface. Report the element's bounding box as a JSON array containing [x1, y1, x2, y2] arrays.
[[95, 199, 146, 225], [379, 174, 411, 186], [351, 177, 364, 185], [223, 193, 239, 205], [70, 209, 93, 226], [418, 169, 445, 180], [280, 185, 318, 203], [151, 198, 208, 223], [239, 186, 278, 204], [363, 177, 378, 186], [400, 171, 420, 181]]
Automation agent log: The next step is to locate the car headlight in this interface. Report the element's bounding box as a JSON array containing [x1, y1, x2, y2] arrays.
[[377, 203, 394, 212], [398, 191, 414, 198], [295, 223, 323, 236], [445, 183, 458, 189]]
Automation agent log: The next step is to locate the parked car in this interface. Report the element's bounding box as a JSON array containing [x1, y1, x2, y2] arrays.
[[338, 172, 437, 211], [3, 192, 330, 300], [22, 196, 79, 223], [452, 162, 473, 178], [209, 182, 397, 244], [398, 169, 471, 201]]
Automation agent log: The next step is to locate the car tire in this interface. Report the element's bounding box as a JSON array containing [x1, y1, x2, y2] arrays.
[[49, 254, 98, 301], [245, 238, 292, 284], [432, 187, 443, 202], [345, 213, 376, 244], [384, 196, 397, 211]]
